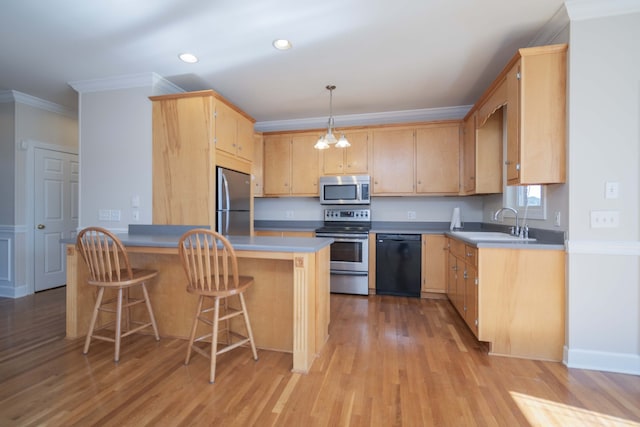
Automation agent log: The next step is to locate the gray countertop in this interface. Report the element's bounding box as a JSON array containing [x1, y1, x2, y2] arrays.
[[254, 220, 565, 250], [64, 225, 333, 253]]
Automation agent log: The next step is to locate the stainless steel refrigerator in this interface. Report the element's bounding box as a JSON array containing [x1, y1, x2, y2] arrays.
[[216, 167, 251, 236]]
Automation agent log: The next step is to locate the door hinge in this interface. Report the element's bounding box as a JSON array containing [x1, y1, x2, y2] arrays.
[[516, 71, 521, 80], [475, 278, 478, 286]]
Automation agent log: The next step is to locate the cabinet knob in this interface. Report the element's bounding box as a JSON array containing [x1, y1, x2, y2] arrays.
[[37, 224, 45, 230]]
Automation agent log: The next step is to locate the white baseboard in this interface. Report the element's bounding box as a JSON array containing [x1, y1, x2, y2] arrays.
[[0, 284, 29, 299], [565, 346, 640, 375]]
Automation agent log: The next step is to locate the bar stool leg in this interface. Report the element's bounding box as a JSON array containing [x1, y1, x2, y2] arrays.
[[239, 293, 258, 360], [114, 288, 124, 363], [185, 295, 204, 365], [84, 287, 105, 355], [210, 297, 221, 384], [141, 283, 160, 340]]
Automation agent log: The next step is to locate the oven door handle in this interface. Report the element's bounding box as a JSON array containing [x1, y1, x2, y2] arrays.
[[330, 270, 368, 276]]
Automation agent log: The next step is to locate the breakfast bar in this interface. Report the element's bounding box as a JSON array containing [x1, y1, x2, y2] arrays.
[[64, 226, 332, 373]]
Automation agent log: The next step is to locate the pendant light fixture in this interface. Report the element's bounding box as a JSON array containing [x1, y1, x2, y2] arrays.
[[314, 85, 350, 150]]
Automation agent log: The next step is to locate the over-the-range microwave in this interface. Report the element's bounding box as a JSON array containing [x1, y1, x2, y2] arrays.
[[319, 175, 370, 205]]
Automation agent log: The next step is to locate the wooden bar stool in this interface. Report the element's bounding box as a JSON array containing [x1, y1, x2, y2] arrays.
[[76, 227, 160, 362], [178, 229, 258, 383]]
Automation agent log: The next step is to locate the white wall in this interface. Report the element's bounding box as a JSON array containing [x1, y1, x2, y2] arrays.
[[565, 10, 640, 374], [73, 74, 183, 232], [78, 88, 154, 231]]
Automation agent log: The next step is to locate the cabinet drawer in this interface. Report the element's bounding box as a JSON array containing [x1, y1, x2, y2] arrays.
[[464, 245, 478, 267]]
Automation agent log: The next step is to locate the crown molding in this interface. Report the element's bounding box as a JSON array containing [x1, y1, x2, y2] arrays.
[[69, 72, 184, 94], [529, 4, 570, 46], [254, 105, 472, 133], [0, 90, 76, 117], [565, 0, 640, 21]]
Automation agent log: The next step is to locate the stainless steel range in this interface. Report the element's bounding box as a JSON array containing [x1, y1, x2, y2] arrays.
[[315, 208, 371, 295]]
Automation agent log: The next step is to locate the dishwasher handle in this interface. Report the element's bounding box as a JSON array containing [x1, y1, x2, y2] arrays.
[[376, 234, 421, 242]]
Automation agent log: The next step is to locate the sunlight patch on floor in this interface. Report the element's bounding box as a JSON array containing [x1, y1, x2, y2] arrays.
[[511, 391, 640, 427]]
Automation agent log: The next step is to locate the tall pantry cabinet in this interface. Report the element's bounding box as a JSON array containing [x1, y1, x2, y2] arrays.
[[150, 90, 255, 227]]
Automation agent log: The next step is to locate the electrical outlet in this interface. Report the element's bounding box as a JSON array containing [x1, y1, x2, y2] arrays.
[[590, 210, 619, 228], [132, 210, 140, 221], [285, 210, 294, 219], [131, 195, 140, 208], [407, 211, 416, 220], [110, 209, 121, 221]]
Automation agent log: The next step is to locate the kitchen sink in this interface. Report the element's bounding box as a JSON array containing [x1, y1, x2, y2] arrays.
[[451, 231, 536, 242]]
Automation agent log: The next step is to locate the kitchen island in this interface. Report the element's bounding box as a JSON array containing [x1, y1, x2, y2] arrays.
[[64, 227, 332, 374]]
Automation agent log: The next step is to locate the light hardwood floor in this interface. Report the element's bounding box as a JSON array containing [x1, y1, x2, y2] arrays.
[[1, 287, 638, 426]]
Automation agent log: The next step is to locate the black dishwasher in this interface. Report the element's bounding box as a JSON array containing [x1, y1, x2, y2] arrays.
[[375, 234, 422, 297]]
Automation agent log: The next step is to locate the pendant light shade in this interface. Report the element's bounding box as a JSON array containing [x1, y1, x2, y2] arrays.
[[314, 85, 350, 150]]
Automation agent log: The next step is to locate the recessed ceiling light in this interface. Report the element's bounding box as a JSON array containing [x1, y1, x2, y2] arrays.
[[272, 39, 292, 50], [179, 53, 199, 63]]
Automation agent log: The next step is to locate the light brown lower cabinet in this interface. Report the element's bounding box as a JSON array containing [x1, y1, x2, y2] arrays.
[[254, 230, 315, 238], [446, 237, 565, 361], [421, 234, 448, 296]]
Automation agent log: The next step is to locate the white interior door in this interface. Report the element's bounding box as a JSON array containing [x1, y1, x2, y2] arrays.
[[34, 148, 79, 292]]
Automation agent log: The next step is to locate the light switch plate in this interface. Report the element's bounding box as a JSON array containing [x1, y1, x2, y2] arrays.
[[605, 182, 619, 199]]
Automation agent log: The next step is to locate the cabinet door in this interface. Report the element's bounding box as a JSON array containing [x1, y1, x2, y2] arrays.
[[322, 130, 369, 175], [215, 101, 238, 156], [236, 115, 254, 161], [372, 128, 414, 194], [322, 141, 344, 175], [447, 251, 457, 301], [476, 112, 503, 194], [263, 134, 291, 195], [291, 133, 321, 196], [465, 263, 478, 337], [422, 234, 447, 293], [344, 130, 369, 174], [152, 95, 214, 226], [416, 124, 460, 194], [462, 114, 476, 194], [252, 133, 264, 196], [506, 60, 521, 183], [513, 47, 567, 184]]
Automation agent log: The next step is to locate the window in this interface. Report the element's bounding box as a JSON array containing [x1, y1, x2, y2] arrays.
[[504, 185, 547, 220]]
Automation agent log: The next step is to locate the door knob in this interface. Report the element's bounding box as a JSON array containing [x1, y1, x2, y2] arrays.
[[37, 224, 45, 229]]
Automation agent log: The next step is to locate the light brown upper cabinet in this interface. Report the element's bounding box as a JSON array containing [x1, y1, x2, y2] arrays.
[[215, 101, 255, 163], [371, 123, 461, 196], [371, 128, 415, 194], [149, 92, 214, 226], [505, 44, 567, 185], [416, 123, 460, 194], [150, 90, 255, 226], [461, 113, 477, 194], [252, 133, 264, 197], [263, 131, 321, 196], [322, 130, 369, 175], [462, 76, 505, 196]]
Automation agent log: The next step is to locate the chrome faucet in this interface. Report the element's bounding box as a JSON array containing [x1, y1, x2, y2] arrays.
[[493, 207, 520, 237]]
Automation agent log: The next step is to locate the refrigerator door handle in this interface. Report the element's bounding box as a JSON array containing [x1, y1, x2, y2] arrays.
[[221, 171, 230, 211]]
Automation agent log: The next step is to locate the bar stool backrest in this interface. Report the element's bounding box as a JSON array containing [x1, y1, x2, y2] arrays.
[[178, 229, 240, 294], [76, 227, 133, 284]]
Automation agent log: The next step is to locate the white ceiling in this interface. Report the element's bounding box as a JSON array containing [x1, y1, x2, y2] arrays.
[[1, 0, 569, 126]]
